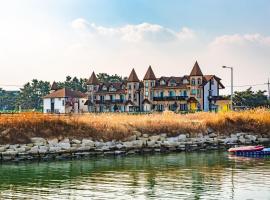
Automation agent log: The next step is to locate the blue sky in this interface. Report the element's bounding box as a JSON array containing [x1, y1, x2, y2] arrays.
[[0, 0, 270, 94]]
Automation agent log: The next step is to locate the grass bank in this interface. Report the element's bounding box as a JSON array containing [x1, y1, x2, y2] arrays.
[[0, 109, 269, 144]]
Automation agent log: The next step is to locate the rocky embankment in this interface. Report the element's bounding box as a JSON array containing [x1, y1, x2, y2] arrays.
[[0, 130, 269, 162]]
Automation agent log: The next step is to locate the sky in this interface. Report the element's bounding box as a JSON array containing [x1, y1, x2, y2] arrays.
[[0, 0, 270, 94]]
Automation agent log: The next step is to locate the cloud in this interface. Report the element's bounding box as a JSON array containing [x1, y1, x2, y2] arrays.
[[71, 18, 195, 43], [210, 33, 270, 47]]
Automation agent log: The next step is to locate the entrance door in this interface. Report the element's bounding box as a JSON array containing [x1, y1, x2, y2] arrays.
[[51, 98, 55, 113]]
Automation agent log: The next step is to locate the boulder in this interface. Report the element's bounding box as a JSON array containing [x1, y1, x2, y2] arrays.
[[149, 135, 160, 142], [258, 138, 270, 143], [30, 137, 46, 145], [0, 146, 6, 152], [133, 131, 142, 138], [142, 134, 149, 138], [82, 139, 95, 147], [38, 146, 48, 154], [48, 138, 58, 146], [209, 133, 217, 138], [49, 147, 62, 153], [29, 146, 39, 154], [71, 139, 81, 144], [57, 142, 71, 150], [178, 134, 187, 141]]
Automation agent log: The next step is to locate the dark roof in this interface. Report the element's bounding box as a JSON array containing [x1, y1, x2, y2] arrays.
[[96, 82, 126, 94], [202, 75, 225, 89], [190, 61, 203, 76], [143, 66, 156, 80], [125, 100, 135, 106], [51, 81, 58, 90], [142, 99, 151, 104], [127, 68, 140, 82], [44, 88, 87, 98], [87, 72, 99, 85], [154, 76, 189, 89]]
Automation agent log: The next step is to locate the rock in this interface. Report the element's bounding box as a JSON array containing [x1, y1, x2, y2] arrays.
[[258, 138, 270, 143], [48, 138, 58, 146], [15, 147, 26, 153], [149, 135, 160, 142], [178, 134, 187, 141], [239, 137, 246, 144], [38, 146, 48, 154], [82, 139, 95, 147], [236, 132, 246, 137], [147, 140, 156, 148], [116, 144, 124, 149], [71, 139, 81, 144], [0, 146, 6, 152], [30, 137, 46, 144], [57, 142, 71, 150], [95, 141, 104, 148], [142, 134, 149, 138], [29, 146, 39, 154], [224, 137, 238, 144], [245, 135, 257, 142], [209, 133, 217, 138], [160, 133, 167, 137], [123, 141, 133, 149], [49, 147, 62, 153], [167, 137, 179, 142], [133, 140, 144, 148], [60, 138, 70, 143], [133, 131, 142, 138], [207, 128, 214, 134], [125, 135, 137, 141]]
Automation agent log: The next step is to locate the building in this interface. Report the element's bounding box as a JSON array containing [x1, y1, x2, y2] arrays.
[[86, 61, 227, 112], [43, 84, 88, 114]]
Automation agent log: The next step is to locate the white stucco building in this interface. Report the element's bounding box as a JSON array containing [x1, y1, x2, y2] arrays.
[[43, 87, 88, 114]]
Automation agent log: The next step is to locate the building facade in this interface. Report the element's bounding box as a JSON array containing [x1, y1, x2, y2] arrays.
[[86, 61, 229, 112], [43, 86, 88, 114]]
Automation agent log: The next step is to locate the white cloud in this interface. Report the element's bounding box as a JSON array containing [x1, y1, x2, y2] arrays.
[[71, 18, 195, 43], [210, 33, 270, 47]]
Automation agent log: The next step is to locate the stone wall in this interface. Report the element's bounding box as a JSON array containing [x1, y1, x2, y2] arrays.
[[0, 130, 269, 162]]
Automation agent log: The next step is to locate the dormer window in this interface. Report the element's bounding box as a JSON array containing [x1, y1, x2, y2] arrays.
[[109, 86, 116, 92], [169, 79, 176, 87], [191, 78, 195, 85], [183, 79, 188, 84], [145, 81, 149, 88], [102, 85, 107, 91], [160, 79, 166, 85], [121, 85, 125, 90]]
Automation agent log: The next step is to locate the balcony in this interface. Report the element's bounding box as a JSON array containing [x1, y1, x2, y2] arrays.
[[95, 99, 125, 104], [153, 96, 188, 101]]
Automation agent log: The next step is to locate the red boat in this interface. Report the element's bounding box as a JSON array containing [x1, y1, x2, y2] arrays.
[[228, 145, 264, 153]]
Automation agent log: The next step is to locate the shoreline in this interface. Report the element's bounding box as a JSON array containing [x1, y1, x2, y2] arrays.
[[1, 132, 269, 163]]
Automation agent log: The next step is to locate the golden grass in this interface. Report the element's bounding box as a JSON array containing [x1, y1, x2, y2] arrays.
[[0, 109, 269, 144]]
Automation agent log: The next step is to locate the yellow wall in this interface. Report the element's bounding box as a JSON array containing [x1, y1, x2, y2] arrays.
[[216, 100, 231, 112]]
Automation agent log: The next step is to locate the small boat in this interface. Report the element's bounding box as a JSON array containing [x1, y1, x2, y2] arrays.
[[235, 148, 270, 156], [228, 145, 264, 153]]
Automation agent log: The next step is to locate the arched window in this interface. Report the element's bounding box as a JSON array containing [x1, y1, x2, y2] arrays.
[[197, 78, 201, 85], [191, 78, 195, 85]]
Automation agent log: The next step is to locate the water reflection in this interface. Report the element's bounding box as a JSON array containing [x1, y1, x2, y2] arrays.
[[0, 152, 269, 199]]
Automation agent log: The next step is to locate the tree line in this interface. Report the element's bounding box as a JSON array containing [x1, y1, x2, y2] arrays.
[[0, 74, 269, 111], [0, 73, 125, 111]]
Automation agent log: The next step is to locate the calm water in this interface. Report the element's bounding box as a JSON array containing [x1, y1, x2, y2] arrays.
[[0, 152, 269, 200]]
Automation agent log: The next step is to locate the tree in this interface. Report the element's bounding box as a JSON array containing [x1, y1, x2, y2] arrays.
[[233, 87, 270, 108], [56, 76, 88, 92], [17, 79, 51, 110], [97, 73, 126, 83], [0, 88, 19, 111]]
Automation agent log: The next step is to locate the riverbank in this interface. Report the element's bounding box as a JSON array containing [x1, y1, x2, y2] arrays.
[[1, 131, 269, 162], [0, 109, 269, 162]]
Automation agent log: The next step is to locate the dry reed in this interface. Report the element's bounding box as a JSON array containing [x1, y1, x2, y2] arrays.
[[0, 109, 269, 144]]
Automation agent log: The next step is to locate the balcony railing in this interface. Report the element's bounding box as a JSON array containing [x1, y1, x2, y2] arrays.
[[95, 99, 125, 104], [153, 96, 188, 101]]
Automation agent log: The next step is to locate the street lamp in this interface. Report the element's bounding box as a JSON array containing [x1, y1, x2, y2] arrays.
[[222, 66, 234, 110]]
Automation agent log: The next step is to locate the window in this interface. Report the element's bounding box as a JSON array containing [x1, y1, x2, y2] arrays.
[[160, 91, 164, 97], [182, 90, 187, 97], [94, 95, 96, 100], [191, 78, 195, 85], [160, 79, 166, 85], [197, 78, 201, 85], [151, 81, 155, 87], [169, 79, 176, 87], [180, 104, 187, 111], [128, 94, 131, 99], [133, 84, 136, 89], [169, 90, 175, 97], [102, 85, 107, 91], [191, 89, 196, 95], [211, 79, 215, 85], [197, 89, 201, 98], [128, 84, 132, 90], [145, 91, 149, 97], [145, 81, 149, 88], [122, 85, 125, 89], [62, 100, 65, 106], [183, 79, 188, 84]]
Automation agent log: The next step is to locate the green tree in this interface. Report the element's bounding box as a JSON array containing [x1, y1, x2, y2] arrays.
[[233, 87, 269, 108], [0, 88, 19, 111], [17, 79, 51, 110], [56, 76, 88, 92], [97, 73, 126, 82]]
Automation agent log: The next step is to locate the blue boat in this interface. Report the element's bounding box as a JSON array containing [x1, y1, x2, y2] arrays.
[[235, 148, 270, 157]]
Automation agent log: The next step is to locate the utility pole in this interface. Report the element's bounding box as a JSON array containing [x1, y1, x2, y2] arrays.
[[222, 66, 234, 110], [267, 78, 270, 100]]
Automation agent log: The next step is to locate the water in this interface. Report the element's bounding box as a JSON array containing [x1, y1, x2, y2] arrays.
[[0, 152, 269, 200]]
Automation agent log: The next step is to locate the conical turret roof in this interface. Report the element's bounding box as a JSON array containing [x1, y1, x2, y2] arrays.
[[190, 61, 203, 76], [143, 65, 156, 80], [51, 81, 58, 91], [127, 68, 140, 82], [87, 71, 99, 85]]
